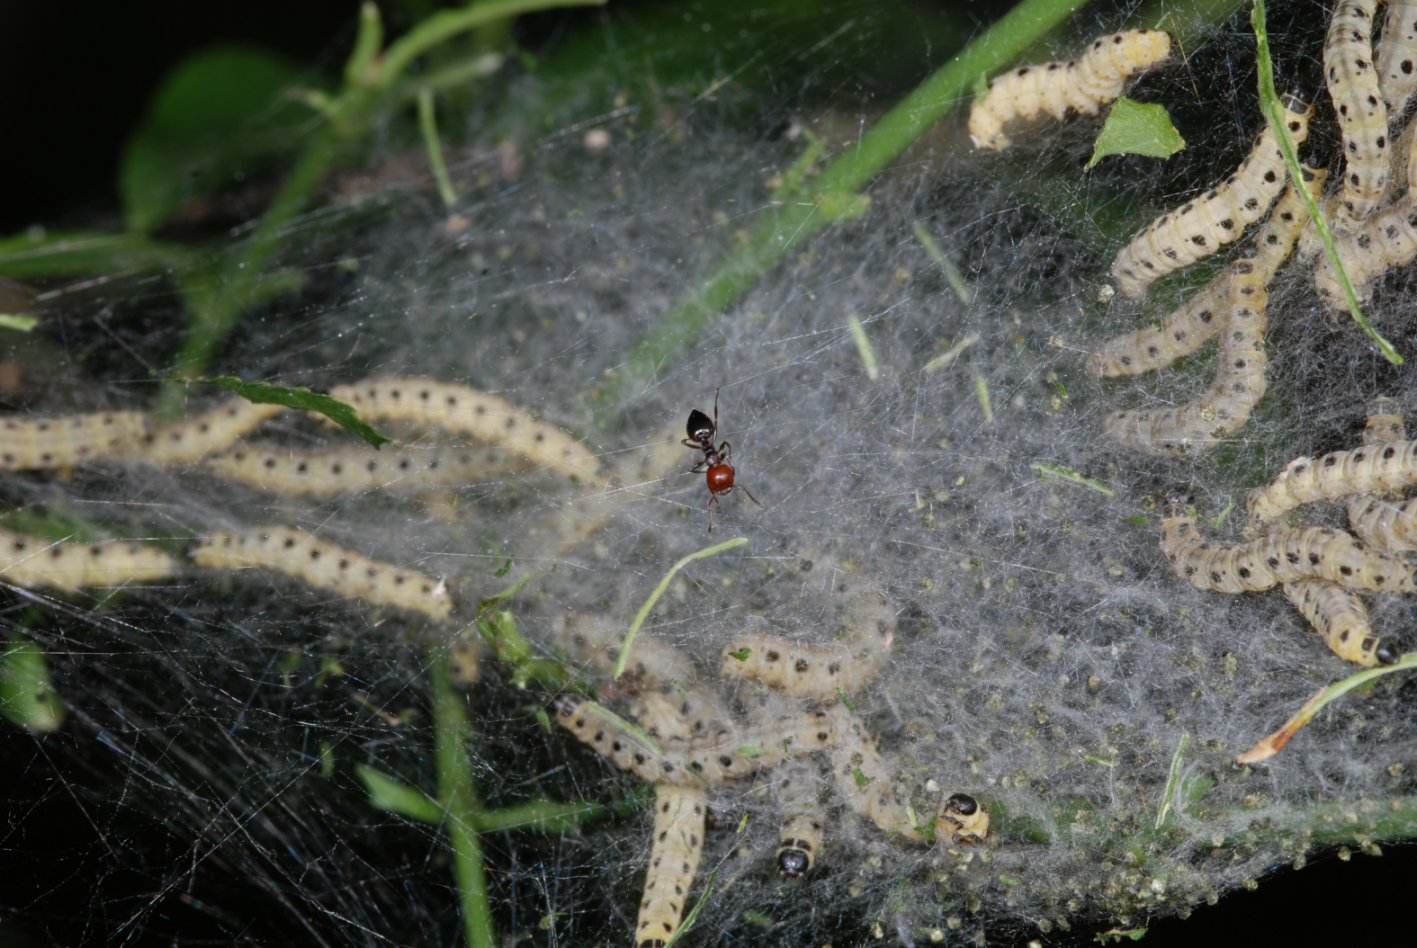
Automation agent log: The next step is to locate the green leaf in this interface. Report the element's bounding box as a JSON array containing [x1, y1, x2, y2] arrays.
[[1086, 97, 1185, 170], [356, 764, 444, 823], [195, 376, 392, 448], [0, 636, 65, 733], [120, 46, 313, 233], [726, 647, 752, 661], [0, 314, 38, 332]]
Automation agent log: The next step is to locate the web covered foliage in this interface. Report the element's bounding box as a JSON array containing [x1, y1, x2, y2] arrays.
[[5, 1, 1417, 945]]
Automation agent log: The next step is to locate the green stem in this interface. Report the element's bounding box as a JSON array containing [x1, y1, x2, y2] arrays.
[[430, 648, 495, 948]]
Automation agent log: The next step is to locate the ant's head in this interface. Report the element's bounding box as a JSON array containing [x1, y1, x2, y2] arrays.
[[686, 408, 715, 443]]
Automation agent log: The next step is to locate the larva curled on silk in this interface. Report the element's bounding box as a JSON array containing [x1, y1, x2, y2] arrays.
[[1326, 0, 1389, 229], [824, 704, 988, 845], [1281, 579, 1393, 666], [0, 527, 179, 593], [1158, 515, 1416, 593], [1110, 94, 1314, 298], [1247, 437, 1417, 525], [189, 526, 452, 621], [140, 399, 287, 465], [773, 758, 826, 879], [967, 29, 1172, 150], [719, 590, 896, 700], [0, 411, 147, 471], [1344, 400, 1417, 552], [1312, 196, 1417, 312], [1379, 1, 1417, 116], [1089, 168, 1327, 378], [325, 377, 603, 482], [635, 784, 706, 948], [1101, 262, 1269, 456], [550, 695, 835, 786], [204, 443, 526, 497]]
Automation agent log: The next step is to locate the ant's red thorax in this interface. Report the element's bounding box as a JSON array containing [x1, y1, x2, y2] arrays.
[[706, 463, 735, 494]]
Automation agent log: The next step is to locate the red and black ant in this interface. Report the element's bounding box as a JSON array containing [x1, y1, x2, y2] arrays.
[[682, 388, 760, 531]]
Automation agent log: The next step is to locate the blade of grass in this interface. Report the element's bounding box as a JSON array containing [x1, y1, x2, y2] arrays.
[[1237, 652, 1417, 763], [613, 537, 748, 679], [429, 647, 495, 948], [1251, 0, 1402, 364]]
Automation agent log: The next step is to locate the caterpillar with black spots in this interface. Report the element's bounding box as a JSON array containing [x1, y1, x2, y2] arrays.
[[1158, 515, 1416, 593], [1343, 400, 1417, 553], [968, 29, 1172, 151], [189, 526, 452, 621], [1, 527, 179, 592], [1089, 168, 1326, 378], [1247, 437, 1417, 525], [719, 589, 895, 700], [825, 704, 988, 844], [141, 399, 287, 465], [1380, 1, 1417, 115], [550, 695, 835, 786], [1110, 94, 1314, 298], [1102, 259, 1270, 456], [635, 784, 707, 948], [204, 443, 524, 497], [1312, 196, 1417, 311], [0, 411, 147, 471], [1281, 579, 1392, 665], [1326, 0, 1389, 230], [326, 377, 603, 482], [773, 758, 826, 879]]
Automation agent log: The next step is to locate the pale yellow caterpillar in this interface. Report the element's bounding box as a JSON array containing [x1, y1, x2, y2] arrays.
[[0, 411, 147, 471], [1247, 437, 1417, 525], [1326, 0, 1389, 229], [189, 526, 452, 621], [325, 378, 602, 482], [1281, 579, 1392, 665], [1158, 515, 1416, 593], [1089, 168, 1326, 378], [1344, 400, 1417, 552], [204, 443, 524, 497], [1379, 1, 1417, 115], [554, 612, 697, 686], [0, 527, 179, 593], [550, 695, 835, 786], [773, 758, 826, 879], [1102, 261, 1269, 456], [968, 29, 1172, 151], [635, 784, 707, 948], [631, 687, 732, 748], [140, 399, 287, 465], [1313, 196, 1417, 311], [824, 704, 988, 844], [1110, 95, 1314, 298], [719, 591, 895, 700]]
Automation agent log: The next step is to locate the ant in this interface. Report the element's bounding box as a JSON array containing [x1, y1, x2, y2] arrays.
[[682, 388, 760, 531]]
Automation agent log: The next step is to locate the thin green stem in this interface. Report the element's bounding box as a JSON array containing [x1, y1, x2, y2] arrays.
[[430, 648, 495, 948], [418, 89, 459, 209], [1251, 0, 1402, 364], [613, 537, 749, 679]]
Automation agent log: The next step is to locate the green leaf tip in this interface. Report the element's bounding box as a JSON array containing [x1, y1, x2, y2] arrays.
[[196, 375, 392, 448], [1086, 97, 1185, 170]]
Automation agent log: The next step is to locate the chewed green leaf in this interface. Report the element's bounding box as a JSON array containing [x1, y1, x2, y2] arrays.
[[1086, 97, 1185, 169], [196, 375, 392, 448]]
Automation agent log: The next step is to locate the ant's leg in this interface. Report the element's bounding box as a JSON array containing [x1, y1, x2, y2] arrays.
[[712, 387, 720, 432], [706, 492, 720, 532], [718, 440, 731, 461], [738, 484, 762, 507]]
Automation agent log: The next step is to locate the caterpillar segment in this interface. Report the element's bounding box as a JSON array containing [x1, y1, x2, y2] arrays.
[[1282, 579, 1393, 665], [0, 411, 147, 470], [0, 528, 179, 593], [1248, 437, 1417, 525], [634, 784, 707, 948], [1325, 0, 1389, 229]]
